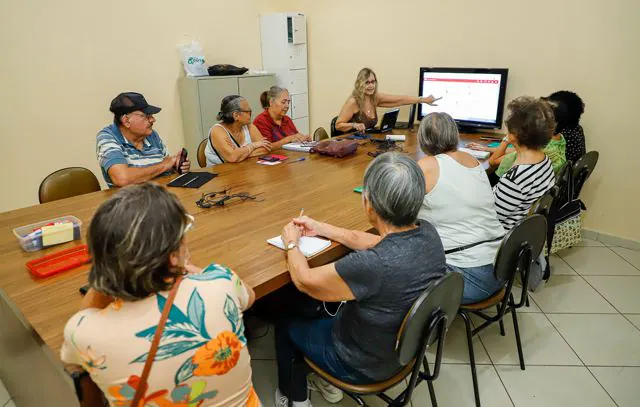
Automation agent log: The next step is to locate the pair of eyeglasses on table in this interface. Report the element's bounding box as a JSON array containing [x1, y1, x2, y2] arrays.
[[367, 139, 404, 157], [195, 189, 264, 209]]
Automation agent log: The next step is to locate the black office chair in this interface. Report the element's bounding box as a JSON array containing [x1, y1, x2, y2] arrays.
[[572, 151, 599, 200], [330, 116, 345, 138], [553, 161, 572, 209], [305, 272, 464, 407], [530, 188, 558, 281], [458, 215, 547, 407]]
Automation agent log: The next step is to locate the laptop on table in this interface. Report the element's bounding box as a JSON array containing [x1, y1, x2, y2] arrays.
[[366, 109, 400, 134]]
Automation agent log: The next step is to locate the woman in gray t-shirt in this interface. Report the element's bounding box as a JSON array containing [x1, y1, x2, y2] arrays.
[[273, 153, 446, 407]]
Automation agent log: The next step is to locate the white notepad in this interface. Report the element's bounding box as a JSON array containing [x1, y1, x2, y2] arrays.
[[267, 235, 332, 258], [459, 147, 491, 159]]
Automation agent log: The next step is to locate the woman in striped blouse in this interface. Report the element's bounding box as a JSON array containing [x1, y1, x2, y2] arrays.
[[493, 97, 556, 231]]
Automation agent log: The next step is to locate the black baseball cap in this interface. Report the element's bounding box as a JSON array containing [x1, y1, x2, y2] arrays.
[[109, 92, 161, 115]]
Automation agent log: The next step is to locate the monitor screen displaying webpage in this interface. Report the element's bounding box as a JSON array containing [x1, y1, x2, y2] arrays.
[[418, 68, 508, 129]]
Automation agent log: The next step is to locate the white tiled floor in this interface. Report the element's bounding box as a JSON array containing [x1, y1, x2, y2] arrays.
[[248, 242, 640, 406]]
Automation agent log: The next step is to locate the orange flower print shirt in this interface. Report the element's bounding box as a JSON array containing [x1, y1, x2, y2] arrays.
[[61, 263, 260, 406]]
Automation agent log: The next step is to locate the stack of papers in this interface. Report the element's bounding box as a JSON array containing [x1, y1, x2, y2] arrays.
[[267, 235, 331, 258], [459, 147, 490, 159], [257, 160, 282, 166], [282, 142, 317, 153]]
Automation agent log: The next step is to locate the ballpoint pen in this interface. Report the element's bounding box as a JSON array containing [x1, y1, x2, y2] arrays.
[[287, 157, 306, 164], [182, 177, 197, 187]]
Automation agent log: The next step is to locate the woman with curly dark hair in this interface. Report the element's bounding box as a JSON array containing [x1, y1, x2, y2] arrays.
[[545, 90, 586, 162]]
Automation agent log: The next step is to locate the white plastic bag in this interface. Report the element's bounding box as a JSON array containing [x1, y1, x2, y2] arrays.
[[178, 41, 208, 77]]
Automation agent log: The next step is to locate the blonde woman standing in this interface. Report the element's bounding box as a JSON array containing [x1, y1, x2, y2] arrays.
[[335, 67, 441, 132]]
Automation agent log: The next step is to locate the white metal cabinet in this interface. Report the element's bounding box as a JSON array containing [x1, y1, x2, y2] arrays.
[[260, 12, 310, 135]]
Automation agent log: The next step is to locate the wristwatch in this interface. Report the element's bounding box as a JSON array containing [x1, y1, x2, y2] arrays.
[[284, 241, 297, 252]]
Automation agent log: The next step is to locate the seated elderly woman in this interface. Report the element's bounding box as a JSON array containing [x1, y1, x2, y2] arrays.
[[253, 86, 311, 149], [335, 67, 441, 132], [487, 97, 567, 177], [61, 183, 259, 406], [205, 95, 273, 166], [274, 153, 446, 407], [468, 97, 570, 181], [493, 96, 556, 231], [416, 112, 506, 304]]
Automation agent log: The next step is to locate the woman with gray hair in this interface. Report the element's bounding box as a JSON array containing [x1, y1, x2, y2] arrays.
[[204, 95, 272, 166], [417, 112, 505, 304], [273, 152, 446, 406], [61, 183, 260, 406], [253, 86, 311, 149]]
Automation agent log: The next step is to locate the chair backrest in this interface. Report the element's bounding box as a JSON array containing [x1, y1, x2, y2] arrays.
[[395, 272, 464, 366], [572, 151, 599, 199], [554, 161, 572, 208], [330, 116, 345, 138], [197, 138, 208, 168], [313, 127, 330, 141], [530, 187, 556, 219], [530, 188, 558, 262], [0, 289, 80, 406], [494, 215, 547, 304], [38, 167, 101, 203]]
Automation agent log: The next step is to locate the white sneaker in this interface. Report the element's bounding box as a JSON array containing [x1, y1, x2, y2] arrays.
[[275, 388, 313, 407], [307, 373, 344, 403]]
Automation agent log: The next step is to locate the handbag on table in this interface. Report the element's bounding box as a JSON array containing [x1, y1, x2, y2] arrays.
[[310, 140, 358, 158]]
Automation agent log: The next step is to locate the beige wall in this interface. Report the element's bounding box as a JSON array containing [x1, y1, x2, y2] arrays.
[[298, 0, 640, 241], [0, 0, 289, 212], [2, 0, 639, 241]]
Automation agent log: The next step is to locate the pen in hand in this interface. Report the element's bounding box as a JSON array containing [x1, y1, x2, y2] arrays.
[[295, 209, 305, 234]]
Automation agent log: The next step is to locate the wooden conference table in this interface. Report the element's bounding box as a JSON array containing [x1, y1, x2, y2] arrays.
[[0, 129, 495, 355]]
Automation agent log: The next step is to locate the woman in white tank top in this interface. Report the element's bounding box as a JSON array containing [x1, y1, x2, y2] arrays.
[[204, 95, 272, 167], [416, 113, 505, 304]]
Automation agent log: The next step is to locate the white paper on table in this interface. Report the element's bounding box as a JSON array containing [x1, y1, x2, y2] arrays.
[[267, 235, 332, 258]]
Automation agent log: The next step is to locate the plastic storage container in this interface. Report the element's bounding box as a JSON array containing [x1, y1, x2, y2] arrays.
[[26, 245, 91, 278], [13, 215, 83, 252]]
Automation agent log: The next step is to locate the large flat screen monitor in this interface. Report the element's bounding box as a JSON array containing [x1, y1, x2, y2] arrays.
[[418, 67, 509, 131]]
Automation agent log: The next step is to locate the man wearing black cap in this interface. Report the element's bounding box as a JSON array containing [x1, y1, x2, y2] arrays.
[[96, 92, 190, 187]]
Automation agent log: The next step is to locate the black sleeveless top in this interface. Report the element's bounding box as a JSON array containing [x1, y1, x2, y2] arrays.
[[351, 110, 378, 129]]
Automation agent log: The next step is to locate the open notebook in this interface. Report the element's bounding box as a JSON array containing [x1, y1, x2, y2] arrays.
[[267, 235, 331, 258]]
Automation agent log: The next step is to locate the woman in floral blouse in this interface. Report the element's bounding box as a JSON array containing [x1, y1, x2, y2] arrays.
[[61, 183, 259, 407]]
